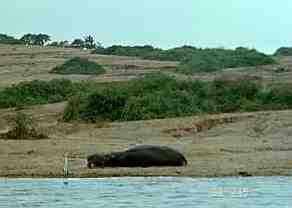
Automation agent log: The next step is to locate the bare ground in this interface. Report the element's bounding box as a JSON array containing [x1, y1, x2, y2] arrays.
[[1, 103, 292, 178], [1, 44, 292, 178]]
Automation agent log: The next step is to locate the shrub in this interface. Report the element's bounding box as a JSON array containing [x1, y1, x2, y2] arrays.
[[2, 112, 48, 140], [91, 45, 199, 62], [177, 48, 276, 74], [63, 73, 292, 122], [10, 112, 34, 140], [51, 57, 105, 75], [81, 88, 128, 122], [0, 34, 23, 45], [209, 79, 261, 112], [260, 87, 292, 109], [63, 94, 86, 122], [274, 47, 292, 56], [0, 79, 79, 108], [177, 51, 222, 73], [92, 45, 275, 73]]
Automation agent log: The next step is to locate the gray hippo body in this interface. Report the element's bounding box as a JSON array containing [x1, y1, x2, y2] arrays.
[[87, 145, 187, 168]]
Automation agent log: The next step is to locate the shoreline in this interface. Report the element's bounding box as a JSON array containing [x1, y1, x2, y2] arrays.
[[1, 166, 292, 178], [1, 106, 292, 182], [1, 173, 292, 179]]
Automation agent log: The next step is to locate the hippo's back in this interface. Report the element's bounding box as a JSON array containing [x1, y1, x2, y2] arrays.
[[116, 145, 187, 167]]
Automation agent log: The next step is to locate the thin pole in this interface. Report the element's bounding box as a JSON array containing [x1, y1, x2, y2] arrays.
[[63, 152, 69, 184]]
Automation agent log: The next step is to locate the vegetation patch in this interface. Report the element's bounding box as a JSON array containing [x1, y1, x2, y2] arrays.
[[274, 47, 292, 56], [63, 94, 87, 122], [177, 48, 276, 74], [63, 73, 292, 123], [0, 79, 96, 109], [0, 112, 48, 140], [51, 57, 105, 75], [92, 45, 275, 73], [92, 45, 199, 61], [0, 34, 23, 45]]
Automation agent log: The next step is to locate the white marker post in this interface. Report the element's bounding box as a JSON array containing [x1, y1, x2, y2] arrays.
[[63, 152, 69, 185]]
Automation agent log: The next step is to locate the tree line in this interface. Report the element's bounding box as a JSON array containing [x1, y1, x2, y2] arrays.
[[0, 33, 99, 49]]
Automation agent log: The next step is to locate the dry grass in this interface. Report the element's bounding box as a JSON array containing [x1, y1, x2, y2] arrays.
[[2, 44, 292, 90], [0, 112, 48, 140], [0, 44, 178, 88], [164, 114, 254, 138]]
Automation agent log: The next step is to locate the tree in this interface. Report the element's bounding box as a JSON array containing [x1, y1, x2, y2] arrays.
[[48, 40, 69, 48], [0, 34, 23, 45], [59, 40, 69, 47], [71, 38, 85, 48], [20, 34, 34, 45], [20, 33, 50, 46], [84, 35, 96, 49], [48, 41, 59, 47], [35, 34, 50, 46]]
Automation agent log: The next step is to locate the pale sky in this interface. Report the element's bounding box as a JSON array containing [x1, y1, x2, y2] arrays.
[[1, 0, 292, 54]]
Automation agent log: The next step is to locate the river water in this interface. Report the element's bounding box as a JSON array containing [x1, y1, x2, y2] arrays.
[[0, 176, 291, 208]]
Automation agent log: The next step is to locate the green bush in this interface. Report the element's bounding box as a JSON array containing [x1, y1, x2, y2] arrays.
[[63, 73, 292, 122], [274, 47, 292, 56], [92, 45, 159, 57], [63, 94, 87, 122], [0, 34, 23, 45], [260, 87, 292, 109], [91, 45, 198, 61], [81, 88, 129, 122], [177, 48, 276, 74], [51, 57, 105, 75], [141, 46, 198, 61], [92, 45, 275, 73], [3, 74, 292, 123], [0, 79, 84, 108], [208, 79, 261, 112]]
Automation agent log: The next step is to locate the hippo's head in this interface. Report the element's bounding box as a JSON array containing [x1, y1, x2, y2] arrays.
[[87, 154, 108, 168]]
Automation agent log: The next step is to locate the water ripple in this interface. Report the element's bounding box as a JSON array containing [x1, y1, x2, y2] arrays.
[[0, 177, 292, 208]]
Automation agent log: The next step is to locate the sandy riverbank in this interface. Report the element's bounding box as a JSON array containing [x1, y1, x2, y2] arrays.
[[1, 102, 292, 178]]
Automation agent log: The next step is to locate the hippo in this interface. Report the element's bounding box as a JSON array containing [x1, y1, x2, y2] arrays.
[[87, 145, 187, 168]]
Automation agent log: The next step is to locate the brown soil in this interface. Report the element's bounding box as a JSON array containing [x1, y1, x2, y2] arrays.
[[1, 103, 292, 178], [1, 44, 292, 178]]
